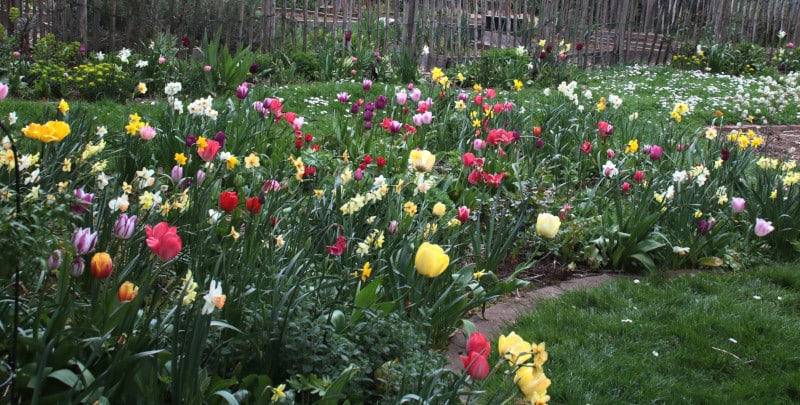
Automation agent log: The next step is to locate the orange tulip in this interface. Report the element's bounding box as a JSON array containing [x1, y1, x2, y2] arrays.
[[117, 281, 139, 302], [90, 252, 113, 279]]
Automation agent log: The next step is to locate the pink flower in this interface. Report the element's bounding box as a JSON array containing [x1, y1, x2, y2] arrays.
[[362, 79, 372, 90], [649, 145, 663, 160], [197, 139, 222, 162], [606, 149, 616, 159], [326, 235, 347, 256], [462, 152, 476, 167], [113, 214, 138, 239], [236, 83, 249, 99], [731, 197, 745, 213], [473, 138, 486, 150], [621, 181, 630, 193], [158, 56, 166, 64], [580, 141, 593, 154], [0, 83, 8, 100], [788, 42, 795, 49], [12, 51, 20, 58], [396, 91, 408, 105], [633, 170, 645, 182], [145, 222, 182, 261], [457, 206, 470, 223], [598, 121, 614, 137], [139, 125, 156, 140], [754, 218, 775, 237], [204, 65, 212, 72], [460, 351, 490, 380]]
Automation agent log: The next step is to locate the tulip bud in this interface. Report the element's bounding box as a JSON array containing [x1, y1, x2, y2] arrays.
[[536, 213, 561, 239], [415, 242, 450, 278], [170, 165, 183, 182], [72, 227, 98, 255], [460, 351, 490, 380], [457, 206, 470, 223], [731, 197, 746, 213], [70, 257, 85, 277], [387, 220, 399, 235], [90, 252, 113, 279], [432, 202, 446, 218], [117, 281, 139, 302], [47, 250, 63, 270], [466, 332, 491, 356], [113, 214, 138, 239]]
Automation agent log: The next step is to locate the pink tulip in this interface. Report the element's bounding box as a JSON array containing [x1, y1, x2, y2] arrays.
[[649, 145, 663, 160], [71, 227, 98, 255], [204, 65, 212, 72], [145, 222, 182, 261], [158, 56, 166, 64], [139, 125, 156, 140], [197, 139, 221, 162], [754, 218, 775, 237], [731, 197, 745, 213], [113, 214, 138, 239], [0, 83, 8, 100]]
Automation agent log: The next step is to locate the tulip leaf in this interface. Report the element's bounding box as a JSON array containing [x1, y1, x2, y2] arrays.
[[355, 275, 383, 308], [48, 368, 79, 387], [213, 390, 240, 405], [462, 319, 477, 335], [210, 320, 243, 334]]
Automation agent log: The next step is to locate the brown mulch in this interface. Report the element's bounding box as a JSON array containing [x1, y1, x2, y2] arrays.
[[723, 124, 800, 160]]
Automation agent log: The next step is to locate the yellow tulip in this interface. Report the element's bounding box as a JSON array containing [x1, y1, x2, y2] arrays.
[[409, 149, 435, 173], [431, 202, 446, 218], [414, 242, 450, 278], [498, 332, 533, 365], [514, 366, 551, 402], [535, 213, 561, 239]]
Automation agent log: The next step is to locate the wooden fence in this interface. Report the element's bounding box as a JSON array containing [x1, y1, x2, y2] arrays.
[[2, 0, 799, 66]]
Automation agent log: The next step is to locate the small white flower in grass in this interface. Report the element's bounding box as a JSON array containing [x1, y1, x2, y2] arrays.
[[652, 351, 659, 357], [729, 338, 738, 344], [8, 112, 17, 125], [777, 296, 783, 301], [621, 319, 633, 323], [202, 280, 226, 315], [633, 279, 640, 284], [753, 295, 761, 300]]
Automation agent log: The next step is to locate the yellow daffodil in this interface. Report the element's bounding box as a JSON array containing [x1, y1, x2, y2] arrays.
[[58, 99, 69, 116], [175, 153, 187, 166], [360, 262, 372, 282], [409, 149, 435, 173]]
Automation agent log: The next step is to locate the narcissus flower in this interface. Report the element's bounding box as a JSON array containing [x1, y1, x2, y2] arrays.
[[536, 213, 561, 239], [58, 99, 70, 116], [415, 242, 450, 278], [117, 281, 139, 302], [90, 252, 113, 279], [202, 280, 226, 315]]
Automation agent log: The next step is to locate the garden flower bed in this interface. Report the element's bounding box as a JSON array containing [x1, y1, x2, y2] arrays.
[[1, 39, 800, 403]]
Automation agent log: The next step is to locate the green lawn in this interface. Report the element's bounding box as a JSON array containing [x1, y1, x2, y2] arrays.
[[488, 265, 800, 404]]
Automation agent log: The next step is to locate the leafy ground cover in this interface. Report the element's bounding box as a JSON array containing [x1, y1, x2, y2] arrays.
[[485, 265, 800, 404], [1, 54, 800, 403]]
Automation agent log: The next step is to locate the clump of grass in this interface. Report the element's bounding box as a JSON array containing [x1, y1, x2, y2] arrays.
[[489, 265, 800, 403]]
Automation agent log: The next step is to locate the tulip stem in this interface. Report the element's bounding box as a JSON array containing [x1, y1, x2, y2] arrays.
[[1, 120, 20, 403]]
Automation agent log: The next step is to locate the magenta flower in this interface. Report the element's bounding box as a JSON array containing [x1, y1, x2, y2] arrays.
[[72, 227, 98, 255], [236, 83, 249, 100], [72, 188, 94, 215], [362, 79, 372, 91], [754, 218, 775, 237], [649, 145, 663, 160], [47, 250, 63, 270], [70, 257, 85, 277], [113, 214, 138, 239], [457, 206, 471, 223], [337, 92, 350, 103]]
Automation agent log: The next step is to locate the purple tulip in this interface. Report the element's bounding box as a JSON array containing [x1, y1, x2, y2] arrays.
[[354, 168, 364, 181], [214, 131, 226, 147], [731, 197, 745, 213], [754, 218, 775, 237], [364, 121, 372, 130], [389, 120, 402, 133], [364, 102, 375, 112], [171, 165, 184, 183], [236, 83, 249, 100], [363, 110, 373, 122], [387, 220, 399, 235], [362, 79, 372, 91], [70, 257, 85, 277], [71, 227, 98, 255], [249, 62, 260, 74], [185, 134, 197, 147], [350, 103, 360, 115], [47, 250, 63, 270], [196, 170, 207, 184], [113, 214, 138, 239], [338, 92, 350, 103], [263, 179, 281, 192], [697, 219, 716, 235], [535, 138, 544, 149], [374, 95, 388, 110], [72, 188, 94, 215]]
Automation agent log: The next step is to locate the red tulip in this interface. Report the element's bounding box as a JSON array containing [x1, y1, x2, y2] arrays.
[[460, 351, 490, 380], [326, 236, 347, 256], [145, 222, 182, 262], [466, 332, 491, 356], [462, 152, 476, 167], [197, 139, 222, 162], [220, 191, 239, 212], [457, 206, 471, 223], [246, 196, 262, 214], [633, 170, 645, 182]]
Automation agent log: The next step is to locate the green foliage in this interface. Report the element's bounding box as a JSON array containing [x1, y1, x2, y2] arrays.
[[493, 267, 800, 403], [465, 47, 531, 88], [32, 33, 82, 67], [66, 62, 129, 100]]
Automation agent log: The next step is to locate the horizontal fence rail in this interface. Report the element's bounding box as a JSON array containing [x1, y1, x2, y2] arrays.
[[1, 0, 798, 67]]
